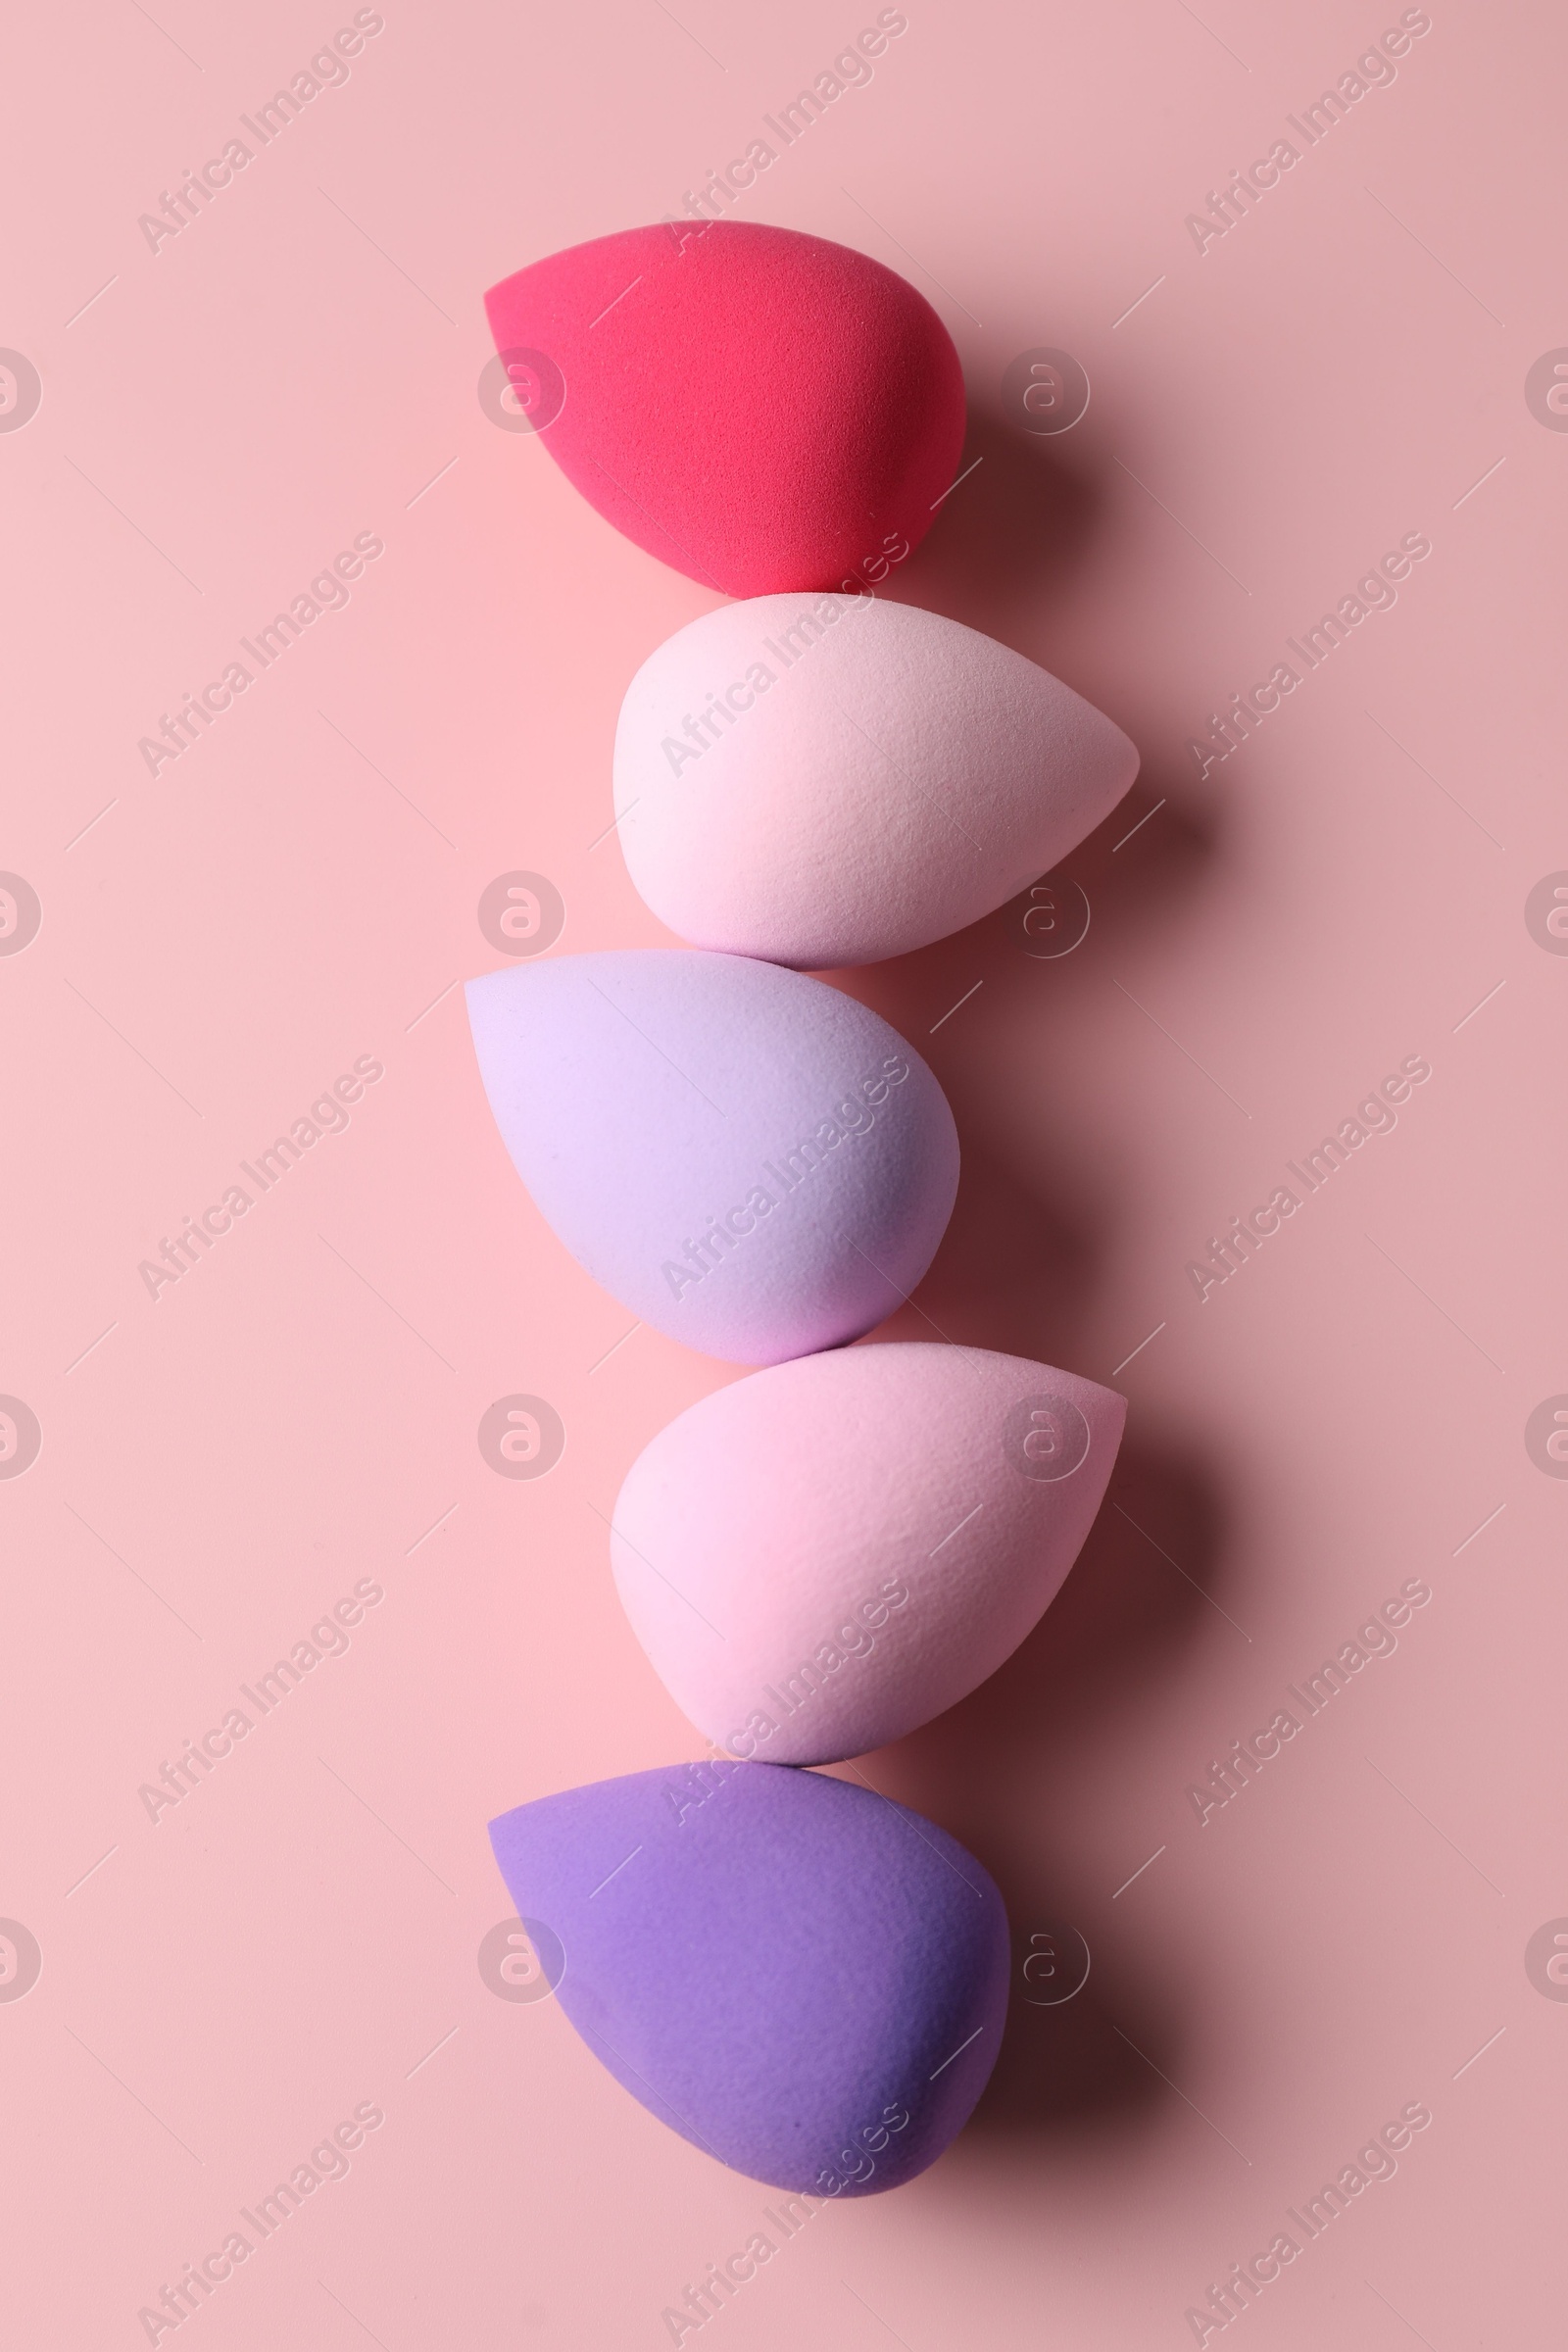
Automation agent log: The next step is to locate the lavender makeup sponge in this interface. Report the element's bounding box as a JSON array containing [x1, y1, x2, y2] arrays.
[[484, 221, 965, 596], [466, 952, 958, 1365], [613, 595, 1140, 968], [612, 1344, 1125, 1763], [489, 1762, 1008, 2192]]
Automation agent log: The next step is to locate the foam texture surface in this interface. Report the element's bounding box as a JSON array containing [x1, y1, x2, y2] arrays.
[[612, 1343, 1126, 1762], [614, 594, 1140, 966], [484, 221, 966, 596], [466, 952, 958, 1364], [489, 1762, 1008, 2192]]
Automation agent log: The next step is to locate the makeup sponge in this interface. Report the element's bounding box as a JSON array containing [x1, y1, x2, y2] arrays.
[[614, 595, 1140, 968], [466, 952, 958, 1365], [483, 221, 966, 596], [489, 1762, 1008, 2192], [612, 1343, 1125, 1763]]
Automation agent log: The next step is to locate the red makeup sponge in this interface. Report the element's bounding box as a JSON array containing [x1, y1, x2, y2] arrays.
[[484, 220, 967, 596]]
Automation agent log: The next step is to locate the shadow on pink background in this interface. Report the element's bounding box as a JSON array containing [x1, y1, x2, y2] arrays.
[[4, 1, 1565, 2344]]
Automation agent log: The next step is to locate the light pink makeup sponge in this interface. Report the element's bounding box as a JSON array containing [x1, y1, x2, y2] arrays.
[[611, 1343, 1126, 1762], [466, 953, 959, 1366], [484, 222, 965, 596], [613, 594, 1140, 967]]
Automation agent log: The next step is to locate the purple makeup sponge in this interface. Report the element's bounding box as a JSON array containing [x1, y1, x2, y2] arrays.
[[488, 1763, 1009, 2194], [466, 950, 959, 1365]]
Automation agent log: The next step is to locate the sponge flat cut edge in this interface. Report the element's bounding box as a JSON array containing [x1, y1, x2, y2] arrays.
[[489, 1762, 1009, 2193]]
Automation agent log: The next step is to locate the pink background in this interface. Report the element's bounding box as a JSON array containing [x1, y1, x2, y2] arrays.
[[5, 0, 1564, 2343]]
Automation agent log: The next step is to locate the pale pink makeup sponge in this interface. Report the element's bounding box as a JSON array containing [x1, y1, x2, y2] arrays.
[[484, 221, 966, 596], [466, 953, 959, 1366], [612, 594, 1140, 968], [611, 1343, 1126, 1763]]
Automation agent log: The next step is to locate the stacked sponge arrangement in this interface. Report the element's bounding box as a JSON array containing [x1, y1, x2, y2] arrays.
[[469, 221, 1139, 2196]]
